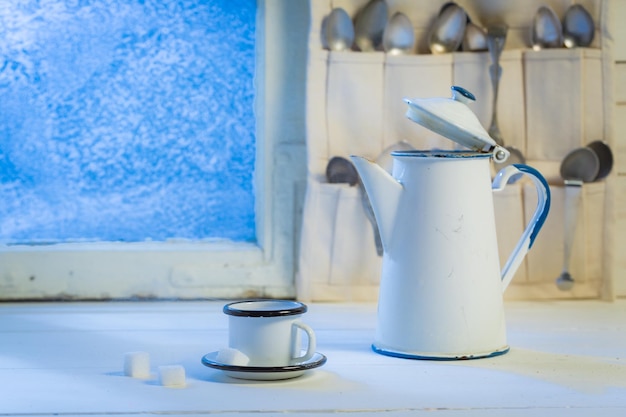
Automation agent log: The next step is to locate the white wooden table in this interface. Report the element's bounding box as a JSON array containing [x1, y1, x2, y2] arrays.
[[1, 300, 625, 416]]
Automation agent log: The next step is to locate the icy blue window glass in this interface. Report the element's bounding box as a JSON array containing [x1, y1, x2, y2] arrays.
[[0, 0, 256, 244]]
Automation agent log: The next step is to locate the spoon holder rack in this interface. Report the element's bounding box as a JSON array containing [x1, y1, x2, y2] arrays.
[[298, 0, 610, 301]]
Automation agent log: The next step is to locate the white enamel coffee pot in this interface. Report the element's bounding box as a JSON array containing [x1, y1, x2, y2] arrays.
[[351, 86, 550, 360]]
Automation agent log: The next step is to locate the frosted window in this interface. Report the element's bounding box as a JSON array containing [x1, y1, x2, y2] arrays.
[[0, 0, 256, 244]]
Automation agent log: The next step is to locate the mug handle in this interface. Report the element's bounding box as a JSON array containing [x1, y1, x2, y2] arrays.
[[291, 322, 316, 364], [492, 164, 551, 292]]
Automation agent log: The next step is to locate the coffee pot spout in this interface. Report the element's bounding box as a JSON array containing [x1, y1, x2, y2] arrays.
[[350, 155, 403, 253]]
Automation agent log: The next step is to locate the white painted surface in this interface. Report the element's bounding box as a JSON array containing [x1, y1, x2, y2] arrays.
[[616, 176, 626, 296], [1, 300, 625, 416], [611, 0, 626, 61]]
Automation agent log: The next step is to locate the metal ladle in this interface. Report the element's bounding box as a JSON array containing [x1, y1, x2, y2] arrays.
[[555, 179, 582, 291], [556, 147, 600, 291]]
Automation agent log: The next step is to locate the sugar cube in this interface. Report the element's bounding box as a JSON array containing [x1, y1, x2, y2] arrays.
[[158, 365, 186, 387], [124, 351, 150, 379], [216, 347, 250, 366]]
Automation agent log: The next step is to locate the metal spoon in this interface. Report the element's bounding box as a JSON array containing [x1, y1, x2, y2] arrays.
[[383, 12, 415, 55], [486, 24, 525, 181], [326, 156, 359, 185], [563, 4, 595, 48], [354, 0, 388, 52], [323, 8, 355, 52], [486, 24, 507, 147], [462, 22, 487, 52], [531, 6, 563, 50], [428, 2, 467, 54], [555, 147, 600, 290]]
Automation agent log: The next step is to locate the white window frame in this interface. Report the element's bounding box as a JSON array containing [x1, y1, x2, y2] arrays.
[[0, 0, 307, 300]]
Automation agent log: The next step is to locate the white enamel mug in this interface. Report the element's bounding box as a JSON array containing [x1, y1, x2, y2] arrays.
[[223, 300, 317, 367]]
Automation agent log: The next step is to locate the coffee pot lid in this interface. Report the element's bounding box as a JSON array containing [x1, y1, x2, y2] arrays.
[[404, 86, 509, 162]]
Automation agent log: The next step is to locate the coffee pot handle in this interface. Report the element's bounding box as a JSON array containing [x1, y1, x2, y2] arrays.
[[492, 164, 551, 291]]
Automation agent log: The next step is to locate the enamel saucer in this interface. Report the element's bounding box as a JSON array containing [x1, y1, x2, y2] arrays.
[[201, 351, 327, 381]]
